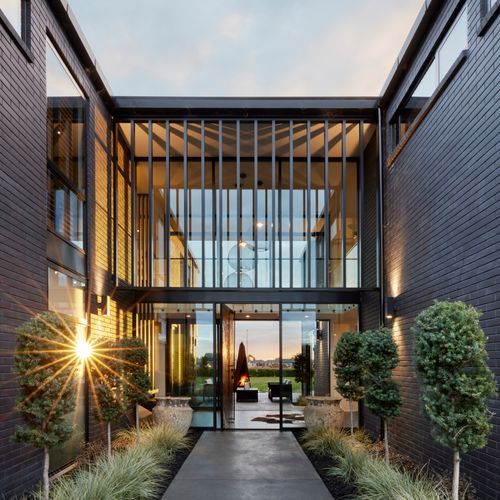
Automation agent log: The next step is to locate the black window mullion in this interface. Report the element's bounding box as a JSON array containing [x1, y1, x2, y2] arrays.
[[271, 120, 276, 288], [183, 120, 188, 287], [342, 120, 347, 288], [148, 120, 153, 286], [253, 120, 258, 288], [236, 121, 241, 288], [358, 120, 364, 288], [324, 120, 329, 288], [218, 121, 223, 288], [278, 159, 282, 288], [201, 120, 206, 288], [306, 120, 312, 288], [165, 120, 170, 288], [131, 119, 136, 286], [289, 121, 293, 288]]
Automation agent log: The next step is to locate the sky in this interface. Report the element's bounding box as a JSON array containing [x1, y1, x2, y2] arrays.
[[69, 0, 423, 97]]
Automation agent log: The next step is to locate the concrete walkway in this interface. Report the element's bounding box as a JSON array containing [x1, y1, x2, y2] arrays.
[[162, 431, 332, 500]]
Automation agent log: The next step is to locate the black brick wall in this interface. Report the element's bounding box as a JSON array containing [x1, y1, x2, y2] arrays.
[[0, 0, 118, 496], [379, 1, 500, 498]]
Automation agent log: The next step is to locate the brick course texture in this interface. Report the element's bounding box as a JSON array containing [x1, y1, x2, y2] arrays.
[[375, 1, 500, 498], [0, 0, 127, 496]]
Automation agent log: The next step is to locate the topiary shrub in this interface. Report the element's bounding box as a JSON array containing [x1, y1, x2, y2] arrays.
[[413, 300, 497, 500], [13, 312, 78, 500], [362, 327, 402, 464], [333, 331, 365, 436], [91, 338, 126, 458], [118, 336, 151, 445]]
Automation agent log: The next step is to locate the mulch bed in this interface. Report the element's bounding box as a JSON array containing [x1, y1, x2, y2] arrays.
[[292, 429, 357, 499], [155, 428, 203, 499]]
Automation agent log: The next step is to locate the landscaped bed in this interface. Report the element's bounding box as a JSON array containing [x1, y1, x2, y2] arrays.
[[31, 424, 201, 500], [293, 427, 477, 500]]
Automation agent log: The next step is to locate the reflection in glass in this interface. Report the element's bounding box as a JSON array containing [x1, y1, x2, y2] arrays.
[[47, 267, 86, 469], [152, 304, 214, 428], [282, 304, 359, 428], [119, 118, 369, 289], [169, 122, 185, 287]]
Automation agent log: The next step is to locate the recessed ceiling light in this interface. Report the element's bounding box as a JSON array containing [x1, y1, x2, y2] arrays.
[[245, 314, 250, 318]]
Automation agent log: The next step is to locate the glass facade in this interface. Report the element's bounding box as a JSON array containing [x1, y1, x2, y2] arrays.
[[47, 267, 87, 470], [118, 119, 375, 289], [46, 38, 86, 249], [390, 6, 467, 147]]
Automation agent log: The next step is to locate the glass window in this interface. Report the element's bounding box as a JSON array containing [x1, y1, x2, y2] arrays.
[[437, 8, 467, 81], [47, 40, 86, 189], [281, 304, 359, 428], [152, 303, 215, 428], [391, 6, 467, 147], [47, 267, 86, 470], [1, 0, 22, 37], [48, 172, 84, 248], [46, 38, 86, 250], [256, 122, 273, 287]]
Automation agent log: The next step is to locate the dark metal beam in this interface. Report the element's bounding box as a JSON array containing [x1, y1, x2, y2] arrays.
[[113, 287, 365, 306]]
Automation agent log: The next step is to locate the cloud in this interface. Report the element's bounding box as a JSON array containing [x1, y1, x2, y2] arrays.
[[217, 12, 251, 41], [68, 0, 423, 96]]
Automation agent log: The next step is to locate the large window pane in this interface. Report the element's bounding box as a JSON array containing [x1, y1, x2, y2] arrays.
[[256, 122, 273, 287], [47, 267, 86, 469], [187, 122, 203, 287], [204, 122, 219, 287], [239, 122, 255, 287], [152, 304, 215, 428], [169, 122, 185, 287], [328, 123, 343, 287], [152, 122, 167, 286], [310, 122, 326, 287], [292, 122, 307, 287], [220, 122, 238, 287], [282, 304, 359, 429]]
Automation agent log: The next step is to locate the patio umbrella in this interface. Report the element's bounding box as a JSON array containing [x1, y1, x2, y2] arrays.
[[233, 342, 250, 392]]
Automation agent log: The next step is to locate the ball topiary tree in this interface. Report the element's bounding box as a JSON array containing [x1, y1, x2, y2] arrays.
[[333, 331, 365, 436], [118, 336, 151, 445], [91, 338, 126, 458], [413, 301, 497, 500], [362, 327, 402, 464], [13, 312, 79, 500]]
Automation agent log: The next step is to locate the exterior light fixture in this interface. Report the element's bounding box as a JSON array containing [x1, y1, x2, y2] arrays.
[[385, 297, 396, 319], [90, 294, 110, 316], [256, 222, 264, 228], [245, 314, 250, 318]]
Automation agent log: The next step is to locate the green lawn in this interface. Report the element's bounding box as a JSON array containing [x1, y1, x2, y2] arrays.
[[249, 376, 300, 393]]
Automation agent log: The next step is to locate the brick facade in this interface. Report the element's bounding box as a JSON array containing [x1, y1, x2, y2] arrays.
[[374, 1, 500, 498]]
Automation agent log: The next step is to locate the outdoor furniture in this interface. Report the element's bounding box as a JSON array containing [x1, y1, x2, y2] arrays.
[[236, 388, 258, 402], [268, 382, 292, 401]]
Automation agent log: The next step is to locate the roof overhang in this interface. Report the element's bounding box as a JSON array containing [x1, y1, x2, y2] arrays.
[[112, 96, 379, 120]]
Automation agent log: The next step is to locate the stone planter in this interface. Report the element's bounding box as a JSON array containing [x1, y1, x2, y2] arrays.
[[152, 396, 193, 435], [303, 396, 343, 431]]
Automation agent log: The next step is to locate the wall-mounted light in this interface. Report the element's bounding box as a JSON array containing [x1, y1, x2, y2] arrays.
[[90, 294, 110, 316], [384, 297, 396, 319]]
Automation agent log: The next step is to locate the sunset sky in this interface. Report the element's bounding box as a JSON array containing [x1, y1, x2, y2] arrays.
[[69, 0, 423, 96]]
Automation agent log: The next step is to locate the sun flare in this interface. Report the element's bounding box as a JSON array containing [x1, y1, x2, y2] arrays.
[[75, 338, 93, 361]]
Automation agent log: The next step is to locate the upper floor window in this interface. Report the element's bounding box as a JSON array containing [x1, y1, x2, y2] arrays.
[[0, 0, 29, 44], [46, 38, 86, 249], [390, 6, 468, 147]]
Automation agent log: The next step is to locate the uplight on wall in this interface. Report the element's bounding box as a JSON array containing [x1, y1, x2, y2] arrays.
[[384, 297, 396, 319]]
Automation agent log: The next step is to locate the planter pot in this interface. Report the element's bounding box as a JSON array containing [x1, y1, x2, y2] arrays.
[[304, 396, 343, 431], [152, 396, 193, 435]]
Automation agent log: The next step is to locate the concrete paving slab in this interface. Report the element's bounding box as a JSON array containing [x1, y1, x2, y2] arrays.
[[162, 431, 332, 500]]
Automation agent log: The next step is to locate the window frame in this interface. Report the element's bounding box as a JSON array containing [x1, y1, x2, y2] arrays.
[[0, 0, 32, 61], [388, 3, 468, 163]]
